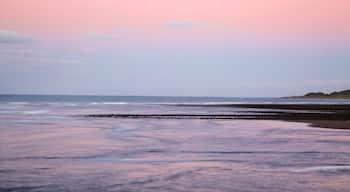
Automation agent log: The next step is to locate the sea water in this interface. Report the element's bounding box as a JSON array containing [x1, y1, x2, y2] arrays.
[[0, 95, 350, 191]]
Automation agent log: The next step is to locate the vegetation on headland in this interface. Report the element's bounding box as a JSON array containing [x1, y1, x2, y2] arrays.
[[289, 89, 350, 99]]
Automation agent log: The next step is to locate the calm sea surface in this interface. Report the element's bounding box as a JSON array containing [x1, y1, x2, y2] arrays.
[[1, 95, 350, 191]]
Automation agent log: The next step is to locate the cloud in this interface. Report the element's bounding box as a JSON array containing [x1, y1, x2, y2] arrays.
[[163, 21, 193, 28], [0, 30, 30, 44]]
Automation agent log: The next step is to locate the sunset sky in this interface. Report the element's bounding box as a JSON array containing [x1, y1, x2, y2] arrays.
[[0, 0, 349, 97]]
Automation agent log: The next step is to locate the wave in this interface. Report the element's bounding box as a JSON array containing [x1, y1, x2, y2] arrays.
[[292, 166, 350, 173], [8, 102, 29, 105], [22, 110, 50, 114], [88, 102, 129, 105]]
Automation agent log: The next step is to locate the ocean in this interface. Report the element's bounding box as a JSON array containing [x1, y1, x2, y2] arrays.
[[1, 95, 350, 191]]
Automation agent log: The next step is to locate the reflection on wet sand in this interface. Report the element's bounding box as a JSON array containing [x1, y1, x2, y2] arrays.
[[1, 116, 350, 191]]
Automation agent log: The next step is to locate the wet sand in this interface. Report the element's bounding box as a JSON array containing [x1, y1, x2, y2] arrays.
[[87, 104, 350, 129], [302, 120, 350, 129], [220, 104, 350, 129], [2, 101, 350, 191], [179, 103, 350, 110], [219, 104, 350, 129]]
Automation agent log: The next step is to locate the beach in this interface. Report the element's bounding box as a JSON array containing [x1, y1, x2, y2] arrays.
[[88, 103, 350, 129], [1, 96, 350, 191]]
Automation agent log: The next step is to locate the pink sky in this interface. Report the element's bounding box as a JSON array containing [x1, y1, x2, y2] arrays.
[[0, 0, 349, 96], [1, 0, 349, 41]]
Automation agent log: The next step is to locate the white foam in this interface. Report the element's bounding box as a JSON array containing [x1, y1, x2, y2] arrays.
[[8, 102, 29, 105], [89, 102, 128, 105], [292, 166, 350, 173], [22, 110, 49, 114], [62, 103, 79, 106]]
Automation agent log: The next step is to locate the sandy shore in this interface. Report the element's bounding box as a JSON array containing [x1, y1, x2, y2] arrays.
[[177, 103, 350, 111], [299, 120, 350, 129], [86, 104, 350, 129], [226, 104, 350, 129]]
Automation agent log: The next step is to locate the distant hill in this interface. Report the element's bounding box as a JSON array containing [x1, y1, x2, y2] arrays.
[[289, 89, 350, 99]]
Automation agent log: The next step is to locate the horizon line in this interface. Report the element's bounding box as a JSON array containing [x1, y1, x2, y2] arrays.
[[0, 93, 283, 99]]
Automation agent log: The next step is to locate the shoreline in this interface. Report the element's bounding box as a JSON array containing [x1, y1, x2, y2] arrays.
[[173, 103, 350, 110], [284, 96, 350, 99], [86, 104, 350, 129], [300, 120, 350, 130]]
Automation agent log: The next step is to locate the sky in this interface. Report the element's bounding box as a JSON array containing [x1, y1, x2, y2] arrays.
[[0, 0, 349, 97]]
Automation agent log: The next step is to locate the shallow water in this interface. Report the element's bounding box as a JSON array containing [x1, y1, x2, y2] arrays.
[[1, 96, 350, 191]]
